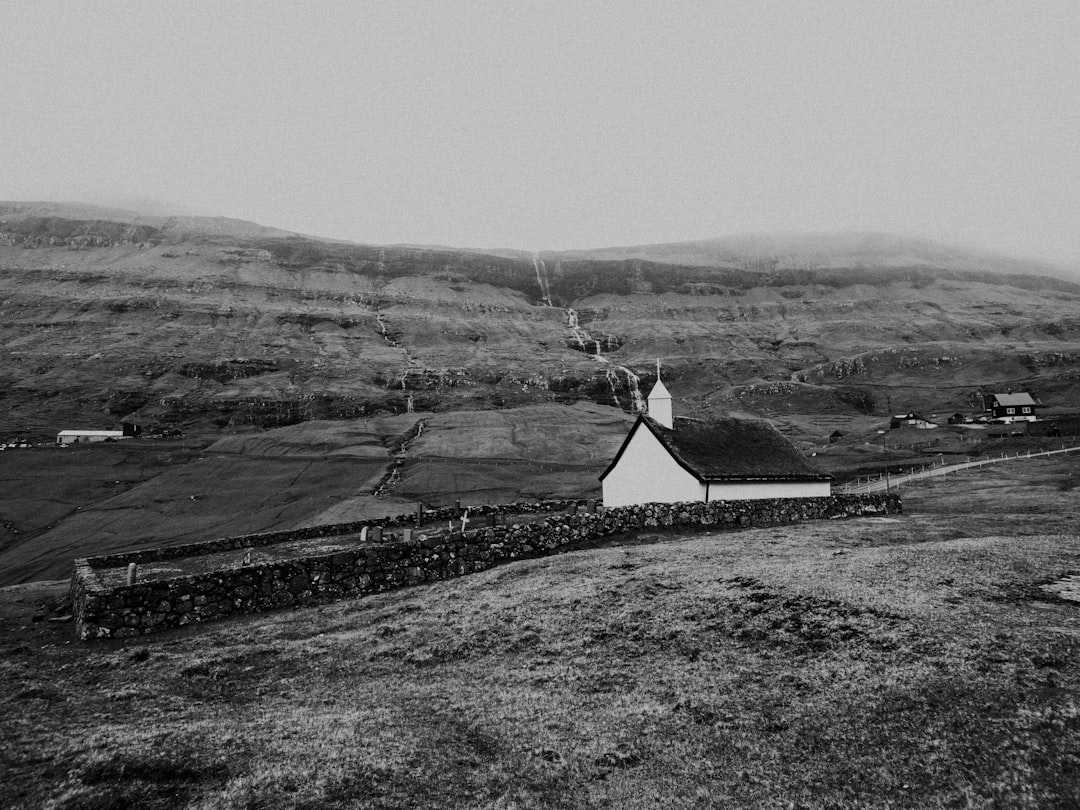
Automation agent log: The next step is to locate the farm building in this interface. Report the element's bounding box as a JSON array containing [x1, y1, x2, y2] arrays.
[[984, 392, 1039, 423], [890, 412, 938, 430], [56, 424, 139, 445], [56, 430, 126, 445], [600, 379, 831, 507]]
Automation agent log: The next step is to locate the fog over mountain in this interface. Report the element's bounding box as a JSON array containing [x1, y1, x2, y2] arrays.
[[4, 4, 1078, 267]]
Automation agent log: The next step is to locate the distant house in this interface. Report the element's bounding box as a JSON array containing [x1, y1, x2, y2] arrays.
[[829, 430, 844, 444], [600, 379, 831, 507], [984, 392, 1039, 423], [57, 430, 126, 445], [890, 412, 937, 430], [56, 424, 140, 445]]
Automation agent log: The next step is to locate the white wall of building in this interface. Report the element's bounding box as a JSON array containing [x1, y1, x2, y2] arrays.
[[56, 430, 126, 445], [602, 427, 703, 507], [706, 480, 831, 501], [998, 414, 1037, 424]]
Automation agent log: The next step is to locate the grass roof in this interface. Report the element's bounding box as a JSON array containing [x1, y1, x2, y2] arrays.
[[645, 416, 830, 481]]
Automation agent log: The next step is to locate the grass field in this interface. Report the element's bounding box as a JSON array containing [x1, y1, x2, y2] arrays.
[[0, 404, 629, 586], [2, 458, 1080, 808]]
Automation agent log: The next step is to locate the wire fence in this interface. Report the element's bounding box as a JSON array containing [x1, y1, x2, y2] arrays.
[[837, 444, 1080, 494]]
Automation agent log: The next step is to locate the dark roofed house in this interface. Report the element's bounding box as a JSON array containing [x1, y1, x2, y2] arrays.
[[600, 379, 831, 507], [985, 392, 1039, 423]]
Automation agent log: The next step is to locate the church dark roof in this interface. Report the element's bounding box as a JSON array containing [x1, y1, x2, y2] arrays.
[[600, 415, 831, 482]]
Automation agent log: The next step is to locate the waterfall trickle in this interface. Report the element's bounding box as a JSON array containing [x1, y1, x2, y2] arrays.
[[566, 308, 589, 351], [375, 313, 397, 347], [604, 369, 621, 407], [532, 253, 553, 306], [619, 366, 645, 412]]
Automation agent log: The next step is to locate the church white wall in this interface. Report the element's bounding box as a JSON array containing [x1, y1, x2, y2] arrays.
[[602, 427, 704, 507], [706, 480, 831, 500]]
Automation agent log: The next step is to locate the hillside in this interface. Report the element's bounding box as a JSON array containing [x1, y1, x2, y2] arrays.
[[3, 460, 1080, 808], [0, 403, 631, 586], [3, 202, 1080, 581], [551, 231, 1072, 276], [3, 203, 1079, 441]]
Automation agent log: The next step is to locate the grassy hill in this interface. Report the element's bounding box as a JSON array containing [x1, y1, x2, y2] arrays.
[[550, 231, 1073, 276], [3, 202, 1080, 586], [3, 457, 1080, 808], [0, 403, 632, 586]]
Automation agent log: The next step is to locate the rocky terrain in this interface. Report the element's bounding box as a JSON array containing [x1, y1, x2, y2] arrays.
[[2, 202, 1080, 581], [3, 202, 1079, 442]]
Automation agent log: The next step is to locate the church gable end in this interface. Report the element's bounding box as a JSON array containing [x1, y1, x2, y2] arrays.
[[600, 417, 702, 507]]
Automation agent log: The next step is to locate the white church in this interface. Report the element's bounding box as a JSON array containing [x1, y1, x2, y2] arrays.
[[599, 375, 832, 507]]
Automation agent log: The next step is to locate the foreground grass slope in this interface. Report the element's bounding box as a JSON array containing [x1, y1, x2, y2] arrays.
[[2, 460, 1080, 808]]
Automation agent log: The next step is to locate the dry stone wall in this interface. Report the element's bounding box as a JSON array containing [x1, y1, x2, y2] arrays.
[[79, 499, 587, 568], [71, 494, 900, 640]]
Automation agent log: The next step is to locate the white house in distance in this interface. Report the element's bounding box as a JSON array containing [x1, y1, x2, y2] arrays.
[[890, 411, 938, 430], [56, 430, 127, 445], [600, 377, 831, 507], [55, 424, 146, 445]]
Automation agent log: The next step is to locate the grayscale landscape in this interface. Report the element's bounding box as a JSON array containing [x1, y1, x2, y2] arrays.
[[3, 3, 1079, 808]]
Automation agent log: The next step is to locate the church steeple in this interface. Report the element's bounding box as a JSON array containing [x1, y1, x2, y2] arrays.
[[647, 359, 673, 428]]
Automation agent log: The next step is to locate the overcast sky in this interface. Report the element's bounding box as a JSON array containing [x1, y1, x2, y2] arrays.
[[2, 1, 1078, 265]]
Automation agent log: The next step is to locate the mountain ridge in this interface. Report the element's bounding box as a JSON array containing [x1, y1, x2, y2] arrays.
[[2, 201, 1079, 443], [3, 201, 1074, 280]]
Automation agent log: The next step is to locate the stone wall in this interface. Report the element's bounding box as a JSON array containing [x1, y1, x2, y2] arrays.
[[71, 493, 900, 640], [79, 498, 590, 568]]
